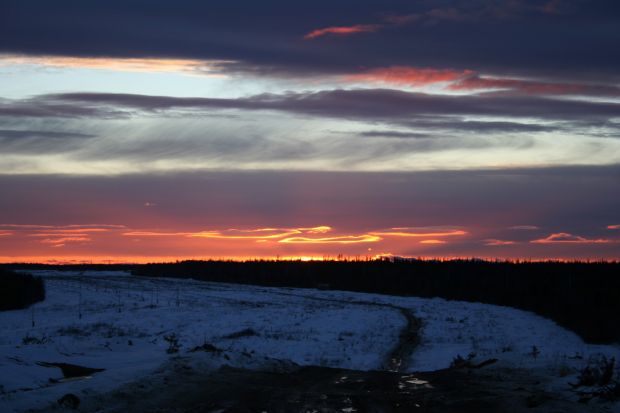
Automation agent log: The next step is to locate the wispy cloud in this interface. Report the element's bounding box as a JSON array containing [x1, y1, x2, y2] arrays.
[[370, 228, 467, 238], [304, 24, 382, 40], [0, 129, 97, 154], [40, 236, 91, 246], [306, 1, 575, 41], [484, 239, 516, 246], [0, 224, 126, 230], [531, 233, 613, 244], [509, 225, 539, 230], [120, 225, 465, 245], [345, 66, 474, 86], [449, 75, 620, 96], [384, 0, 574, 26], [608, 224, 620, 230], [279, 234, 381, 244], [1, 224, 125, 248], [190, 228, 302, 240], [345, 66, 620, 97], [123, 226, 334, 241], [18, 90, 620, 125], [0, 54, 231, 76]]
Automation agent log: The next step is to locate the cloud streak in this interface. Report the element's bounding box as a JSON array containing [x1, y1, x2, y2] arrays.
[[484, 239, 517, 246], [345, 66, 620, 97], [0, 129, 96, 154], [5, 90, 619, 125], [0, 54, 230, 75], [530, 233, 613, 244], [304, 24, 381, 39]]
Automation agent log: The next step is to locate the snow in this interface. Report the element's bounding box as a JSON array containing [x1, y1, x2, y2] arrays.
[[298, 288, 620, 373], [1, 270, 619, 412]]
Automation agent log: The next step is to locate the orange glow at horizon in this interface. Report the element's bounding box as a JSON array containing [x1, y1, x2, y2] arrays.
[[1, 223, 618, 263]]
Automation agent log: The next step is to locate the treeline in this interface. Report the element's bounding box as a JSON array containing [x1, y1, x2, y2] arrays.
[[2, 263, 137, 272], [131, 259, 620, 344], [0, 269, 45, 311]]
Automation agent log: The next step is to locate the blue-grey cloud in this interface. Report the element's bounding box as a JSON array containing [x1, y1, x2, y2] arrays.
[[4, 90, 620, 125], [0, 129, 96, 154], [1, 0, 619, 82]]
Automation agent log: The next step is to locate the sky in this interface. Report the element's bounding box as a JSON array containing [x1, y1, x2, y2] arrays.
[[0, 0, 619, 262]]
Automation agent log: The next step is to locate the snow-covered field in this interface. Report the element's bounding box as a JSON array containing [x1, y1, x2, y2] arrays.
[[1, 270, 619, 412]]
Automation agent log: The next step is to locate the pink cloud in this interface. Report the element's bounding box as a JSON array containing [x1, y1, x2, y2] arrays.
[[40, 236, 91, 245], [484, 239, 516, 246], [371, 227, 467, 238], [304, 24, 382, 40], [509, 225, 539, 230], [345, 66, 620, 97], [530, 233, 612, 244], [345, 66, 474, 86], [308, 2, 572, 42], [608, 224, 620, 230], [279, 234, 381, 244], [449, 75, 591, 95]]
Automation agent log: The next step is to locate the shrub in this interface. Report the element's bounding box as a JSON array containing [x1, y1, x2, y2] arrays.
[[164, 333, 181, 354], [0, 269, 45, 311]]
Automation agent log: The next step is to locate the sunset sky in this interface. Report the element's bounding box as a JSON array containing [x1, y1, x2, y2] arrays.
[[1, 0, 619, 262]]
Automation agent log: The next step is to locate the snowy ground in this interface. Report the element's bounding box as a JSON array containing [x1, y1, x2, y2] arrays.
[[1, 270, 619, 412]]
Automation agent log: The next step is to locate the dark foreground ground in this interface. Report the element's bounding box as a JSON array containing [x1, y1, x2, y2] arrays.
[[41, 361, 612, 413]]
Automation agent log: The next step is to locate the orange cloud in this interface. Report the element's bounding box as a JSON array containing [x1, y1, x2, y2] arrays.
[[345, 66, 474, 86], [0, 231, 12, 237], [0, 224, 126, 230], [531, 233, 612, 244], [0, 54, 230, 75], [371, 228, 467, 238], [29, 228, 112, 237], [40, 236, 91, 245], [484, 239, 516, 246], [420, 239, 446, 244], [304, 24, 381, 39], [123, 226, 333, 241], [189, 226, 378, 244], [299, 226, 332, 233], [191, 228, 301, 240], [122, 225, 466, 245], [279, 234, 381, 244], [122, 231, 190, 237]]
